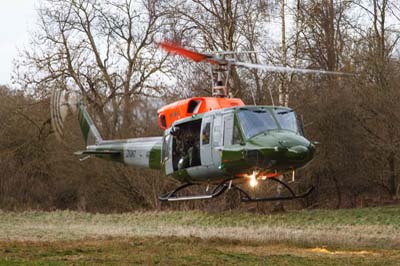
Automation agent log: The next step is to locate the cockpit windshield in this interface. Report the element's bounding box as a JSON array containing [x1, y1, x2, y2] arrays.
[[273, 109, 300, 133], [237, 109, 278, 139]]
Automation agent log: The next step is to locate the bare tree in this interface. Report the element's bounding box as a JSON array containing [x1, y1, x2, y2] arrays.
[[352, 0, 400, 198], [15, 0, 170, 138], [162, 0, 272, 101], [11, 0, 178, 210]]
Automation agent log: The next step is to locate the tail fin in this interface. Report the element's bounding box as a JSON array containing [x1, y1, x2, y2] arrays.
[[51, 89, 102, 146], [77, 105, 103, 146]]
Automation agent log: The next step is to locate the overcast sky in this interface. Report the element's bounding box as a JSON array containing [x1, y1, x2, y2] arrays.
[[0, 0, 37, 85]]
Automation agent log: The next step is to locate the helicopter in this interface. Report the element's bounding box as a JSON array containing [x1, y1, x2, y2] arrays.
[[51, 41, 346, 202]]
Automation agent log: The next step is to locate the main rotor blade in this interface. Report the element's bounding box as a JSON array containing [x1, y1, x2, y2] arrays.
[[159, 41, 216, 63], [233, 61, 352, 76], [159, 40, 352, 76], [213, 50, 262, 55]]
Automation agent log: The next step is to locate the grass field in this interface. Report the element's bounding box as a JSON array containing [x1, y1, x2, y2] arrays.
[[0, 206, 400, 265]]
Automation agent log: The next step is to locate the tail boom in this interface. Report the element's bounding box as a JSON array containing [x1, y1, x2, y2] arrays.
[[76, 137, 162, 169]]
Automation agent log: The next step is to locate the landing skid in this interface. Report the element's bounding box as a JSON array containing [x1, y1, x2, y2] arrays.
[[159, 182, 228, 202], [159, 178, 314, 202]]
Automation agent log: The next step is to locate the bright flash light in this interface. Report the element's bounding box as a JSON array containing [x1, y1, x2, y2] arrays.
[[250, 178, 258, 187], [249, 171, 258, 187]]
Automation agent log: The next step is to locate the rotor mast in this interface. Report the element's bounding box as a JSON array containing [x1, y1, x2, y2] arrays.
[[211, 63, 230, 97]]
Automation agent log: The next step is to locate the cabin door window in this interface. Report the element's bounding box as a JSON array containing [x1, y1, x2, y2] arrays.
[[200, 116, 213, 166], [223, 114, 234, 146]]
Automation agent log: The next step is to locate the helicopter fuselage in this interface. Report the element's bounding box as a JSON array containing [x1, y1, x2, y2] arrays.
[[84, 105, 315, 185]]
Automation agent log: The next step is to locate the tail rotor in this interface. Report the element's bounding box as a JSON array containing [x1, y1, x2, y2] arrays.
[[50, 89, 80, 141]]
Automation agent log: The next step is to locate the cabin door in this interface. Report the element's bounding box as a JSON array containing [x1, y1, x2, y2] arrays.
[[200, 114, 223, 167]]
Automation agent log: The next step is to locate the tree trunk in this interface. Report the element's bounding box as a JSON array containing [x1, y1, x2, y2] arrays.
[[388, 152, 397, 198], [332, 175, 342, 208]]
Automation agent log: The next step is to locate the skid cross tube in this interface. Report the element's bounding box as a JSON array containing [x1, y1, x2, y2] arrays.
[[159, 181, 229, 202]]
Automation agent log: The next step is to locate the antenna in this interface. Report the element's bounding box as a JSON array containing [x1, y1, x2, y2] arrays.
[[269, 76, 275, 106]]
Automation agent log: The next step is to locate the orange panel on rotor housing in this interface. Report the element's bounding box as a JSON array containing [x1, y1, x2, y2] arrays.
[[157, 97, 245, 129]]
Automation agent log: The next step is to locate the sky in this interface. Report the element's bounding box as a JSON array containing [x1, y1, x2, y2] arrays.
[[0, 0, 37, 86]]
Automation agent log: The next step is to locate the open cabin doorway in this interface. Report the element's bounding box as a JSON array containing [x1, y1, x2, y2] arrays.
[[171, 119, 202, 171]]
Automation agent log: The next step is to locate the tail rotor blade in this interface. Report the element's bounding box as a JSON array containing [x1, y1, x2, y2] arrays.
[[50, 89, 80, 141]]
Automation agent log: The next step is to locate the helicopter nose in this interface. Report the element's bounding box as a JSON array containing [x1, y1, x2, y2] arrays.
[[285, 145, 313, 162], [244, 131, 315, 169]]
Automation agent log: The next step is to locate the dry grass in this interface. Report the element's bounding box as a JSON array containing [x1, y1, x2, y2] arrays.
[[1, 207, 400, 265], [0, 206, 399, 249], [1, 237, 400, 266]]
